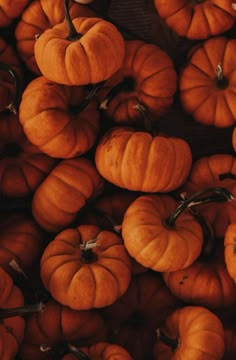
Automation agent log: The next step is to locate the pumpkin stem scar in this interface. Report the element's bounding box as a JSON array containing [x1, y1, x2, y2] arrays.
[[166, 187, 234, 228], [156, 328, 179, 351], [0, 62, 22, 114], [64, 0, 82, 41], [99, 76, 136, 110], [219, 172, 236, 181], [0, 301, 45, 319]]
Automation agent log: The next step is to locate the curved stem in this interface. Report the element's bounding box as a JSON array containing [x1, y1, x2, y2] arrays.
[[214, 63, 228, 89], [216, 63, 223, 81], [75, 80, 106, 113], [166, 187, 234, 227], [64, 0, 82, 40], [156, 328, 179, 351], [0, 302, 45, 319], [133, 103, 153, 133], [0, 63, 21, 114], [219, 172, 236, 181], [80, 238, 99, 263]]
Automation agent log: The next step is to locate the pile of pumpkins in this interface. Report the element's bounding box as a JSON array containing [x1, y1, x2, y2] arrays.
[[1, 0, 236, 359]]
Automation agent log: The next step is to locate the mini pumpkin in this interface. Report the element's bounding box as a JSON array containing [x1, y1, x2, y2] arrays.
[[15, 0, 96, 74], [224, 223, 236, 282], [154, 0, 236, 40], [0, 0, 30, 27], [19, 76, 100, 158], [34, 0, 125, 85], [40, 224, 132, 310], [154, 306, 225, 360], [179, 36, 236, 127], [79, 342, 133, 360]]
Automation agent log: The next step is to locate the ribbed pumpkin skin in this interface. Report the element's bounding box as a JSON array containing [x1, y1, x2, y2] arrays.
[[224, 223, 236, 282], [0, 0, 30, 27], [153, 306, 225, 360], [180, 37, 236, 127], [32, 157, 104, 233], [182, 154, 236, 238], [0, 112, 56, 198], [19, 76, 100, 159], [15, 0, 96, 74], [34, 17, 125, 86], [0, 267, 25, 360], [98, 39, 177, 125], [154, 0, 236, 40], [163, 242, 236, 309], [19, 300, 107, 360], [81, 342, 133, 360], [122, 194, 203, 272], [40, 225, 132, 310], [95, 127, 192, 193]]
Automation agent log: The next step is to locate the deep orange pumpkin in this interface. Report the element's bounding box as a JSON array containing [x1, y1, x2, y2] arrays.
[[224, 223, 236, 282], [0, 0, 30, 27]]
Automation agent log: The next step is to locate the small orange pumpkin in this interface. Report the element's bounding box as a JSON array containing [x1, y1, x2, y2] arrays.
[[0, 0, 30, 27], [224, 223, 236, 282], [79, 342, 133, 360], [34, 0, 125, 85]]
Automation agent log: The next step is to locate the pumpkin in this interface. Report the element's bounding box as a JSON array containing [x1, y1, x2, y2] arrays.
[[0, 38, 23, 113], [98, 39, 177, 125], [0, 0, 30, 27], [179, 36, 236, 127], [154, 305, 225, 360], [95, 125, 192, 193], [40, 224, 132, 310], [101, 271, 182, 360], [15, 0, 96, 75], [181, 153, 236, 237], [163, 239, 236, 309], [122, 193, 204, 272], [0, 112, 56, 198], [32, 157, 104, 233], [19, 76, 100, 159], [34, 0, 125, 85], [154, 0, 236, 40], [0, 267, 25, 359], [79, 342, 133, 360], [224, 223, 236, 282], [19, 299, 107, 360]]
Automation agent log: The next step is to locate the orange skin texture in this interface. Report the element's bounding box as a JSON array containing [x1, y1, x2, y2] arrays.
[[19, 76, 100, 159], [95, 127, 192, 193], [0, 267, 25, 360], [40, 225, 132, 310], [98, 39, 177, 125], [32, 157, 104, 233], [0, 37, 23, 112], [154, 0, 236, 40], [80, 342, 133, 360], [181, 153, 236, 238], [0, 112, 56, 197], [224, 223, 236, 282], [179, 37, 236, 127], [122, 194, 203, 272], [163, 241, 236, 309], [154, 306, 225, 360], [34, 17, 125, 85], [19, 300, 107, 360], [0, 0, 30, 27], [15, 0, 96, 74]]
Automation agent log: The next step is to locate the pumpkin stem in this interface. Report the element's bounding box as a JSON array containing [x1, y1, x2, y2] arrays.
[[80, 238, 99, 263], [40, 343, 90, 360], [89, 206, 121, 234], [156, 328, 179, 351], [233, 3, 236, 10], [0, 301, 45, 319], [214, 63, 228, 89], [133, 103, 153, 133], [75, 80, 106, 113], [165, 187, 234, 227], [99, 76, 136, 110], [219, 172, 236, 180], [64, 0, 82, 40], [0, 63, 22, 114]]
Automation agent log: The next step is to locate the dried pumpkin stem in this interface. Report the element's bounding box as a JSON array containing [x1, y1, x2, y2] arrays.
[[133, 103, 153, 133], [165, 187, 234, 227], [80, 238, 99, 263], [40, 343, 90, 360], [0, 302, 45, 319], [76, 80, 106, 113], [214, 63, 228, 89], [0, 63, 21, 114], [64, 0, 82, 40], [156, 328, 179, 351], [99, 76, 136, 110]]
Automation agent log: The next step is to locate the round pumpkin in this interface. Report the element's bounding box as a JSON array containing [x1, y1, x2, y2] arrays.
[[80, 342, 133, 360], [15, 0, 96, 74], [179, 36, 236, 127], [32, 157, 104, 233], [0, 0, 30, 27], [224, 223, 236, 282], [154, 305, 225, 360], [154, 0, 236, 40], [19, 76, 100, 158], [98, 39, 177, 125], [40, 224, 132, 310], [95, 126, 192, 193], [34, 0, 125, 85]]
